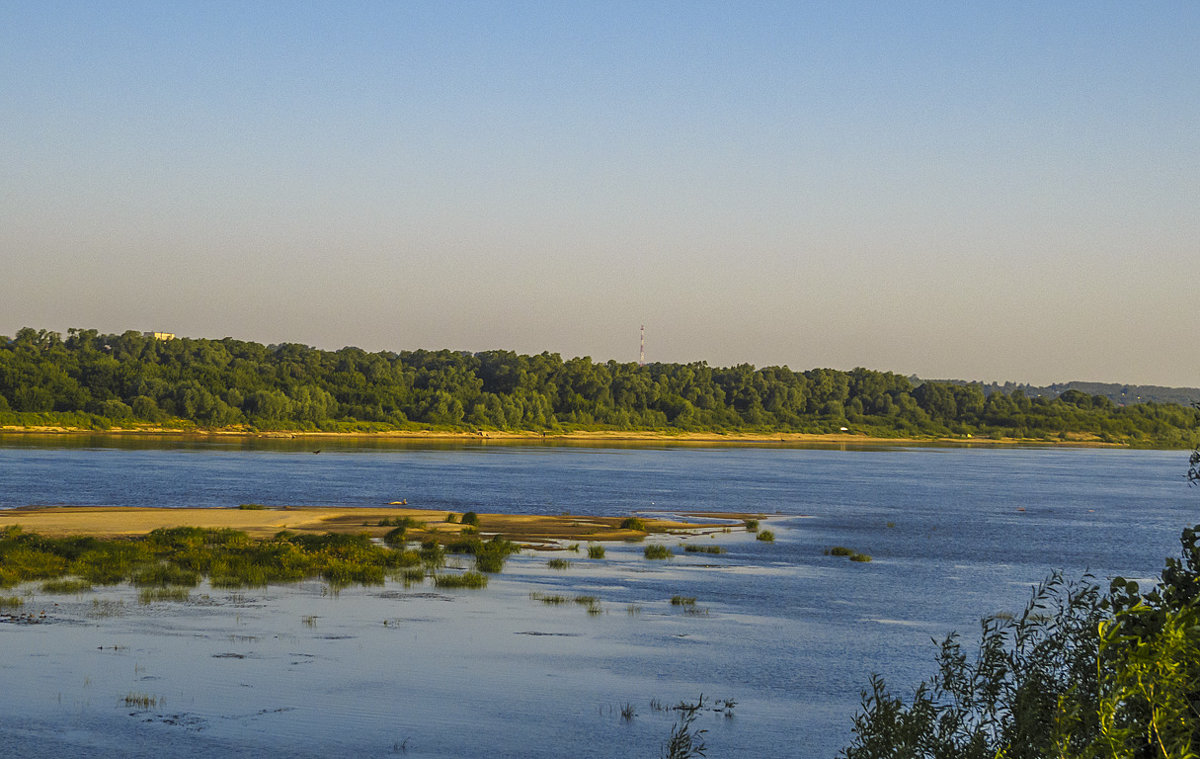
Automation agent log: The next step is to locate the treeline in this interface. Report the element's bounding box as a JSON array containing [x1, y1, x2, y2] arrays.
[[0, 327, 1196, 445]]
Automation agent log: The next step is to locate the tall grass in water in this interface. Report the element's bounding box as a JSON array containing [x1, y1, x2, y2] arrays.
[[643, 544, 673, 560], [433, 572, 488, 589], [546, 558, 572, 570], [139, 587, 190, 604], [755, 530, 775, 542], [587, 544, 606, 559], [683, 544, 725, 554], [620, 517, 647, 531], [0, 595, 25, 609], [41, 578, 93, 594]]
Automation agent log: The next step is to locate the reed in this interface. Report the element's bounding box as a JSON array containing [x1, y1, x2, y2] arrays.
[[643, 545, 673, 560], [683, 545, 725, 554], [670, 595, 697, 606], [124, 693, 157, 709], [620, 517, 647, 531], [0, 595, 24, 609], [587, 544, 606, 559], [433, 571, 488, 589], [546, 558, 572, 570], [530, 592, 568, 605], [41, 578, 93, 594], [743, 519, 759, 531], [138, 586, 190, 603], [755, 530, 775, 542]]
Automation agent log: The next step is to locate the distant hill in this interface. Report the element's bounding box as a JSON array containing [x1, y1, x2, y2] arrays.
[[916, 378, 1200, 407]]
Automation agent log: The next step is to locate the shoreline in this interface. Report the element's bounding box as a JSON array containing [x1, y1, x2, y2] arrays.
[[0, 425, 1132, 448]]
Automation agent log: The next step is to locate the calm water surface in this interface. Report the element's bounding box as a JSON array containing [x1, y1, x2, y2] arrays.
[[0, 439, 1195, 758]]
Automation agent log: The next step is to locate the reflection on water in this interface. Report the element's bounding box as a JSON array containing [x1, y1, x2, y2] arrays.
[[0, 442, 1196, 757]]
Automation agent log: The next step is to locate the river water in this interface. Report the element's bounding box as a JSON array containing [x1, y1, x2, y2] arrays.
[[0, 438, 1195, 758]]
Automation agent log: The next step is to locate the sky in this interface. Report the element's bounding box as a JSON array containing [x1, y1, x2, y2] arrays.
[[1, 2, 1197, 386]]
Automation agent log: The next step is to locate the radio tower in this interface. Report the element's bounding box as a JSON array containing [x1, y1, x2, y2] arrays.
[[639, 325, 645, 366]]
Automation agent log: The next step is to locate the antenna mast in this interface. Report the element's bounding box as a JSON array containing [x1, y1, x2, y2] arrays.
[[639, 325, 645, 366]]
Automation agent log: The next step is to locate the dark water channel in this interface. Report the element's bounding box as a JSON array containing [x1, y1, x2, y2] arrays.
[[0, 438, 1195, 758]]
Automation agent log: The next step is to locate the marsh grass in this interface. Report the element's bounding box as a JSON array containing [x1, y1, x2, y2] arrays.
[[445, 535, 520, 573], [237, 503, 267, 510], [683, 545, 725, 554], [670, 596, 697, 606], [849, 553, 872, 562], [41, 577, 93, 594], [124, 693, 157, 709], [461, 511, 479, 526], [643, 545, 673, 560], [530, 592, 569, 605], [138, 586, 190, 604], [546, 558, 572, 570], [1, 526, 438, 594], [587, 544, 606, 559], [626, 604, 642, 615], [378, 516, 419, 528], [743, 519, 759, 531], [0, 595, 24, 609], [755, 530, 775, 542], [301, 615, 317, 627], [620, 517, 647, 531], [827, 546, 854, 556], [396, 567, 427, 586], [433, 571, 488, 589]]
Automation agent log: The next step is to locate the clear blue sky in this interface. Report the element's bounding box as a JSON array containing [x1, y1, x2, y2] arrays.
[[2, 1, 1197, 385]]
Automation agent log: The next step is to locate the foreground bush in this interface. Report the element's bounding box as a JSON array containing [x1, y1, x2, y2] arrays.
[[841, 525, 1200, 759]]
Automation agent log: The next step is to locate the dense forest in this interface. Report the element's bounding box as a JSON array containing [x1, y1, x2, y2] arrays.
[[0, 328, 1196, 446]]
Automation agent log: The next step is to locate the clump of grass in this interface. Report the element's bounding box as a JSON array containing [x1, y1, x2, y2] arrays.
[[743, 519, 759, 531], [683, 545, 725, 554], [131, 563, 201, 588], [643, 544, 673, 560], [138, 587, 190, 604], [0, 595, 24, 609], [395, 566, 426, 583], [459, 525, 478, 535], [383, 526, 407, 546], [420, 539, 446, 569], [827, 546, 854, 556], [124, 693, 157, 709], [670, 595, 697, 606], [461, 511, 479, 526], [756, 530, 775, 543], [566, 543, 580, 552], [531, 592, 569, 605], [621, 703, 637, 721], [301, 615, 317, 627], [587, 544, 606, 559], [620, 517, 647, 531], [849, 553, 873, 562], [433, 572, 488, 589], [237, 503, 267, 510], [626, 604, 642, 615], [683, 605, 709, 616], [444, 513, 459, 524], [573, 594, 602, 614], [546, 558, 572, 570], [378, 516, 419, 528], [886, 521, 896, 529], [41, 578, 93, 594]]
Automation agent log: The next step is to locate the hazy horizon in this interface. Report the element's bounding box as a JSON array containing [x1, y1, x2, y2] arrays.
[[3, 2, 1197, 387]]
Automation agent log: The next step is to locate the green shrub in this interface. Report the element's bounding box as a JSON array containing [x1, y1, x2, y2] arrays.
[[546, 558, 572, 570], [755, 530, 775, 542], [684, 544, 725, 554], [670, 595, 696, 606], [743, 519, 759, 531], [461, 511, 479, 526], [587, 544, 606, 559], [620, 517, 647, 531], [849, 553, 872, 562], [383, 526, 407, 547], [828, 545, 854, 556]]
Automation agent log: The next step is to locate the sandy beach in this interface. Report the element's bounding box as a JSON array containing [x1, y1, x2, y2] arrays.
[[0, 505, 762, 545]]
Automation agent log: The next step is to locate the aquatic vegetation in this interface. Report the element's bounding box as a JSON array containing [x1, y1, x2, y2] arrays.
[[587, 544, 606, 559], [378, 516, 419, 528], [573, 595, 599, 606], [237, 503, 267, 510], [396, 567, 427, 586], [461, 511, 479, 526], [419, 539, 446, 569], [0, 595, 24, 609], [445, 535, 520, 573], [41, 578, 93, 594], [124, 693, 158, 709], [383, 526, 407, 546], [131, 563, 202, 588], [626, 604, 642, 615], [301, 615, 317, 628], [643, 544, 673, 560], [530, 592, 569, 605], [432, 571, 488, 589], [620, 517, 647, 531], [138, 587, 190, 604], [444, 513, 458, 524], [755, 530, 775, 542], [670, 596, 697, 606], [849, 553, 872, 562], [546, 558, 572, 570], [683, 544, 725, 554], [827, 546, 854, 556], [566, 543, 580, 552], [743, 519, 759, 531], [660, 696, 709, 759], [620, 703, 637, 721]]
